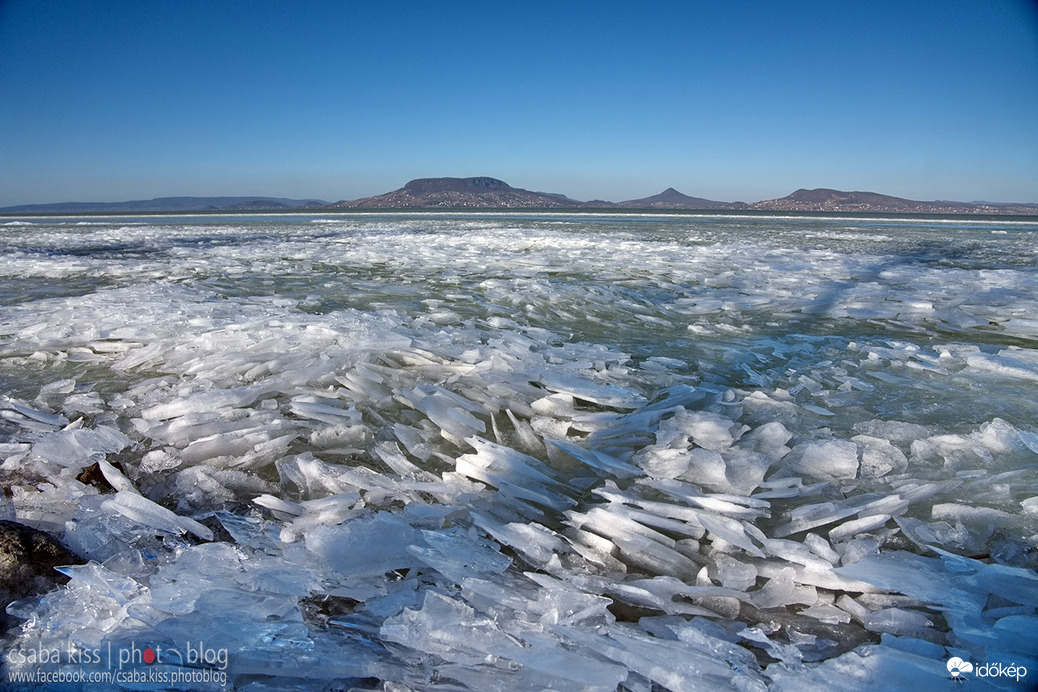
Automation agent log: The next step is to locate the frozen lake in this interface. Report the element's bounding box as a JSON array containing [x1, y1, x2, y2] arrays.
[[1, 212, 1036, 690]]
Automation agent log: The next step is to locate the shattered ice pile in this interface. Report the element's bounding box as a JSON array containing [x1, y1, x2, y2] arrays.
[[0, 213, 1036, 690]]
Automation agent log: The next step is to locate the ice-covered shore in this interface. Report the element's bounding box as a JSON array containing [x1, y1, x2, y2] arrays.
[[0, 213, 1036, 690]]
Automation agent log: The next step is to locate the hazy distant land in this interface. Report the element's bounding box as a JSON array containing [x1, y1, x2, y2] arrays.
[[4, 178, 1037, 214], [0, 196, 330, 214]]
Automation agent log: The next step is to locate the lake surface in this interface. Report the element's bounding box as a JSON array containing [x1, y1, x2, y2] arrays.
[[1, 212, 1036, 690]]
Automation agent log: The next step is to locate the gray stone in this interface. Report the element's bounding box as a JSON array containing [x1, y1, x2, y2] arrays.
[[0, 520, 80, 631]]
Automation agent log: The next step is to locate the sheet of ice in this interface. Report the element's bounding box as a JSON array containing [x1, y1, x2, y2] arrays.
[[537, 371, 648, 409], [381, 589, 629, 689], [101, 490, 214, 541], [768, 644, 953, 691], [548, 437, 644, 478], [781, 439, 860, 482], [31, 425, 130, 468], [304, 511, 425, 582]]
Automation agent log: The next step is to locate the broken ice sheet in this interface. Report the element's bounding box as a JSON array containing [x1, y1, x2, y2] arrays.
[[304, 511, 425, 584], [381, 589, 629, 689], [31, 425, 130, 468], [767, 644, 951, 691], [537, 371, 647, 409], [781, 439, 860, 482], [101, 490, 214, 540], [835, 551, 993, 613]]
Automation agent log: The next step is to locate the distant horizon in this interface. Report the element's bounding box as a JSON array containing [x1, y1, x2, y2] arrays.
[[5, 185, 1038, 209], [2, 1, 1036, 207], [3, 177, 1037, 210]]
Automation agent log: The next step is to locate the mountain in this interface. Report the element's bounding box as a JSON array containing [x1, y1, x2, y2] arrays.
[[4, 184, 1035, 215], [619, 188, 727, 209], [330, 178, 738, 210], [329, 177, 587, 209], [750, 189, 1038, 214], [0, 196, 328, 214]]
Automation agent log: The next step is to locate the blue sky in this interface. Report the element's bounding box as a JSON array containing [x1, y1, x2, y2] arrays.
[[1, 0, 1036, 205]]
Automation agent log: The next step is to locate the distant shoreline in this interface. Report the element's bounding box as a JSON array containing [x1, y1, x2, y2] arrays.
[[4, 207, 1038, 222], [4, 179, 1038, 217]]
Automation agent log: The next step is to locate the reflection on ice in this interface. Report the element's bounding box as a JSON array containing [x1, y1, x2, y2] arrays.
[[0, 213, 1036, 690]]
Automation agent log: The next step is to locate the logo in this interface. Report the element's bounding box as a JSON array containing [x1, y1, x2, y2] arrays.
[[5, 639, 230, 688], [947, 656, 1029, 683], [947, 656, 974, 679]]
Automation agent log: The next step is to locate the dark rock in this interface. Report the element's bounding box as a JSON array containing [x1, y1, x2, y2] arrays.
[[75, 460, 125, 493], [0, 520, 81, 631], [300, 594, 362, 629]]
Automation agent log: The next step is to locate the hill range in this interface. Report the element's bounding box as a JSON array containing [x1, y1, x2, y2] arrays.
[[4, 179, 1037, 215], [0, 196, 329, 214], [329, 178, 1038, 214]]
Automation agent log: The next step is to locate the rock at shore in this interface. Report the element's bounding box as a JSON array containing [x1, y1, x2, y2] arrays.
[[0, 520, 80, 631]]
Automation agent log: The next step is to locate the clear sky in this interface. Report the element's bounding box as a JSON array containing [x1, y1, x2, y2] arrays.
[[1, 0, 1037, 206]]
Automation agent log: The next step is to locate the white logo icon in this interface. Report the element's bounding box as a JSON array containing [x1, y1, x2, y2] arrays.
[[947, 657, 974, 678]]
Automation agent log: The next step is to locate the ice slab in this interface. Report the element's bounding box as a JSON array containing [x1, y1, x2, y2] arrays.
[[548, 438, 643, 478], [537, 372, 647, 409], [31, 425, 129, 468], [781, 440, 860, 482], [101, 490, 213, 540], [835, 550, 989, 612], [768, 643, 953, 691], [304, 511, 424, 580]]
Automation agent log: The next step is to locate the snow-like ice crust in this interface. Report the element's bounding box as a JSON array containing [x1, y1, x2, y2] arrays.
[[0, 213, 1036, 690]]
